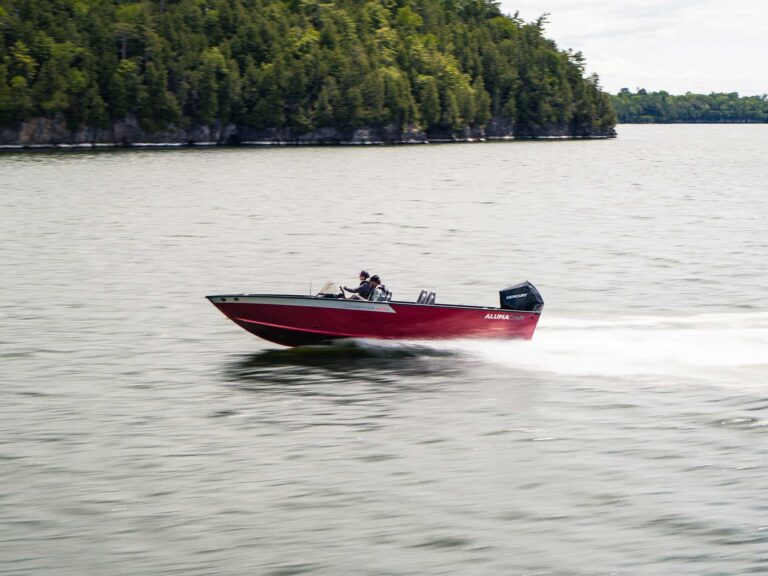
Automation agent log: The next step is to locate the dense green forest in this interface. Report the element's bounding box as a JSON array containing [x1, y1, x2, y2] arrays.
[[0, 0, 615, 142], [612, 89, 768, 123]]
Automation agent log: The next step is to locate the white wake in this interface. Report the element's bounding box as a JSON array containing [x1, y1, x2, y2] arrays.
[[361, 311, 768, 381]]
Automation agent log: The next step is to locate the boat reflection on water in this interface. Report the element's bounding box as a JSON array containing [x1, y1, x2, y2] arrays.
[[215, 338, 544, 441], [223, 339, 467, 390]]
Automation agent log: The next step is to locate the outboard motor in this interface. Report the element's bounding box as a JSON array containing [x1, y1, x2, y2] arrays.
[[499, 281, 544, 312]]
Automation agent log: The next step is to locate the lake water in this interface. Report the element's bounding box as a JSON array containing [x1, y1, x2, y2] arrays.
[[1, 125, 767, 575]]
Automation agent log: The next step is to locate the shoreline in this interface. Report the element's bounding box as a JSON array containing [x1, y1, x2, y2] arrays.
[[0, 117, 616, 151], [0, 133, 617, 151]]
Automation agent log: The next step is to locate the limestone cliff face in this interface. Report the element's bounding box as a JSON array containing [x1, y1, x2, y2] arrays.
[[0, 117, 238, 147], [0, 117, 615, 148]]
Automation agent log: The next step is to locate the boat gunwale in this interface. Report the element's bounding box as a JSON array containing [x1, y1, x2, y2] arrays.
[[205, 293, 542, 314]]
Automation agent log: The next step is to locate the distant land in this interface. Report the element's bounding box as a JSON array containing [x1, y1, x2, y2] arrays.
[[612, 89, 768, 124], [0, 0, 616, 147]]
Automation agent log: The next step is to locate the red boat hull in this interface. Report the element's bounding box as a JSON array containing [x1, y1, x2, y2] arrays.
[[207, 295, 541, 347]]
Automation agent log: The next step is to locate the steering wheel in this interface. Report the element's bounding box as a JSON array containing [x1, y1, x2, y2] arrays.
[[339, 285, 346, 299]]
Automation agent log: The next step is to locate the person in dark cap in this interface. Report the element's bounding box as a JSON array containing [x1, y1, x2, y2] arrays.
[[343, 270, 372, 300], [368, 275, 387, 301]]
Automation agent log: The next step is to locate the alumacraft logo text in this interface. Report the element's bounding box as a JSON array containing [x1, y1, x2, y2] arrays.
[[484, 313, 525, 321], [485, 313, 508, 320]]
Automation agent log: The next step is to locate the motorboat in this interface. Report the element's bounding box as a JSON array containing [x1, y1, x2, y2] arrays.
[[206, 281, 543, 347]]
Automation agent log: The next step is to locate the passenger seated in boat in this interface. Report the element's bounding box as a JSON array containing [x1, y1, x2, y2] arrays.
[[343, 270, 372, 300], [368, 275, 390, 302]]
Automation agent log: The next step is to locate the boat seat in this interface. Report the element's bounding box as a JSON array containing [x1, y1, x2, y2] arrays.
[[417, 290, 436, 304]]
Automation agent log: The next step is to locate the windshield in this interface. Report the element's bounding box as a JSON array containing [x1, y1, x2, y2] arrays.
[[316, 281, 338, 295]]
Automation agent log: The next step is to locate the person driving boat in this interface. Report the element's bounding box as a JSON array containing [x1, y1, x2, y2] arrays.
[[343, 270, 373, 300]]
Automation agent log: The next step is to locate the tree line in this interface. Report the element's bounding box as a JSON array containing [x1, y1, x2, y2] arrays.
[[0, 0, 616, 137], [611, 89, 768, 123]]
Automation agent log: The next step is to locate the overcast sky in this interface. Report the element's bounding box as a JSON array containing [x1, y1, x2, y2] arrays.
[[498, 0, 767, 95]]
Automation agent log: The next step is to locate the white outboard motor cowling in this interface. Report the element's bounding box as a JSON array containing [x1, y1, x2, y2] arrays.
[[499, 281, 544, 312]]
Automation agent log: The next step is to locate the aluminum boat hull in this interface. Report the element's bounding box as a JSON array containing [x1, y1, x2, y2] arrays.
[[206, 294, 540, 347]]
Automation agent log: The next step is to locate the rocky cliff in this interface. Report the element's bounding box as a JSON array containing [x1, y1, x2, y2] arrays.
[[0, 117, 616, 148]]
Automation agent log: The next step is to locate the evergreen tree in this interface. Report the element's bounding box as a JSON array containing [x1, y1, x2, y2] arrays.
[[0, 0, 617, 135], [612, 89, 768, 123]]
